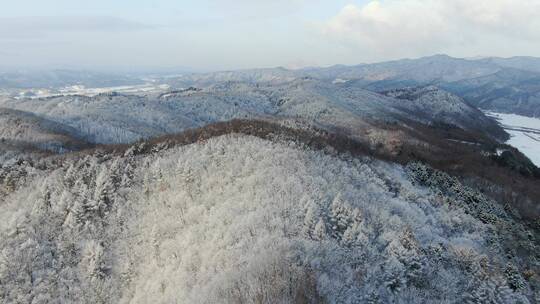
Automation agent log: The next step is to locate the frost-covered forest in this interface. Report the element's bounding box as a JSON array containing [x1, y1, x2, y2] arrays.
[[0, 57, 540, 303], [0, 80, 507, 145], [0, 133, 538, 303]]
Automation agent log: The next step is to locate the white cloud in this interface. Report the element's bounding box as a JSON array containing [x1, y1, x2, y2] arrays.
[[321, 0, 540, 60], [1, 1, 539, 69]]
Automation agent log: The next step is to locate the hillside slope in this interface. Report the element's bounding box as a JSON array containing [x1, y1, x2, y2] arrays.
[[380, 86, 508, 140], [0, 80, 507, 145], [160, 55, 540, 118], [0, 108, 88, 153], [442, 69, 540, 117], [0, 133, 537, 303]]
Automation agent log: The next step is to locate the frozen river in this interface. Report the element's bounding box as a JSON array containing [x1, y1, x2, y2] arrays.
[[485, 112, 540, 166]]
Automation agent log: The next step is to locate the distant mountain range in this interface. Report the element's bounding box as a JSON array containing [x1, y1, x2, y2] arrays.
[[162, 55, 540, 118], [0, 69, 144, 89], [2, 55, 540, 118], [0, 79, 507, 145]]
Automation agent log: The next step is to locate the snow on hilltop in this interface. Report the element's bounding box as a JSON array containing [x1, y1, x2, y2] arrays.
[[0, 134, 535, 303], [381, 86, 508, 140], [162, 55, 540, 118], [0, 79, 506, 144], [0, 108, 88, 153]]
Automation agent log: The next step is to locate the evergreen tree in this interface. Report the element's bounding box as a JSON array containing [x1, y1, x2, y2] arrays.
[[505, 263, 525, 291], [465, 276, 520, 304], [329, 193, 350, 239], [313, 218, 326, 241], [302, 202, 320, 238]]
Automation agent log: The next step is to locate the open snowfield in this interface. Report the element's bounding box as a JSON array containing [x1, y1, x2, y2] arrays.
[[10, 83, 170, 99], [56, 83, 171, 96], [486, 112, 540, 166]]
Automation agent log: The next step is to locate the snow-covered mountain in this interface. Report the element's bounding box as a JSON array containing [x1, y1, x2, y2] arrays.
[[0, 108, 88, 153], [442, 68, 540, 118], [380, 86, 507, 140], [4, 54, 540, 118], [310, 54, 501, 84], [0, 88, 274, 144], [164, 67, 298, 88], [303, 56, 540, 119], [163, 55, 540, 118], [0, 79, 507, 145], [167, 55, 501, 87], [0, 129, 537, 303], [482, 56, 540, 74], [0, 70, 144, 89]]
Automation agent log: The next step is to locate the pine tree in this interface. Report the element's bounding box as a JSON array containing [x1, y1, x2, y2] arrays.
[[302, 202, 319, 238], [385, 229, 426, 288], [64, 196, 85, 228], [504, 263, 525, 291], [82, 240, 107, 282], [329, 194, 350, 239], [313, 218, 326, 241], [120, 161, 135, 188], [465, 276, 518, 304], [65, 177, 91, 227], [364, 290, 381, 304], [341, 222, 363, 248], [91, 168, 114, 216], [32, 182, 52, 216], [384, 257, 406, 293]]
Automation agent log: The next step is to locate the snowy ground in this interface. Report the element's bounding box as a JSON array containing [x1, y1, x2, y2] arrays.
[[11, 83, 170, 99], [56, 83, 171, 96], [485, 111, 540, 166]]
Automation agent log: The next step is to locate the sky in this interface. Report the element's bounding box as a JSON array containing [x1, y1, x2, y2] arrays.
[[1, 0, 540, 71]]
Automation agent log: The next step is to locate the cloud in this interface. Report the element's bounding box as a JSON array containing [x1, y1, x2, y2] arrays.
[[0, 16, 153, 39], [321, 0, 540, 59], [206, 0, 309, 19], [1, 1, 538, 69]]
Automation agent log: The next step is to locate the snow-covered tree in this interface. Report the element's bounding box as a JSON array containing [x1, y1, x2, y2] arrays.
[[0, 134, 536, 303]]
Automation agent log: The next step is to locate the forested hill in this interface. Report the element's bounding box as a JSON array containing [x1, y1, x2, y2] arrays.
[[1, 126, 539, 303]]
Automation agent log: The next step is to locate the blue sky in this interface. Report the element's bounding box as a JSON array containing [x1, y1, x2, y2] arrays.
[[1, 0, 539, 71]]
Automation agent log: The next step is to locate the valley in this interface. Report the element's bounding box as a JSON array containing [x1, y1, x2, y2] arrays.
[[486, 112, 540, 166]]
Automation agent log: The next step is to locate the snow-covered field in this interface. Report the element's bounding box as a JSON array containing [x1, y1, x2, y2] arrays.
[[11, 83, 170, 99], [56, 83, 171, 96], [486, 111, 540, 166]]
